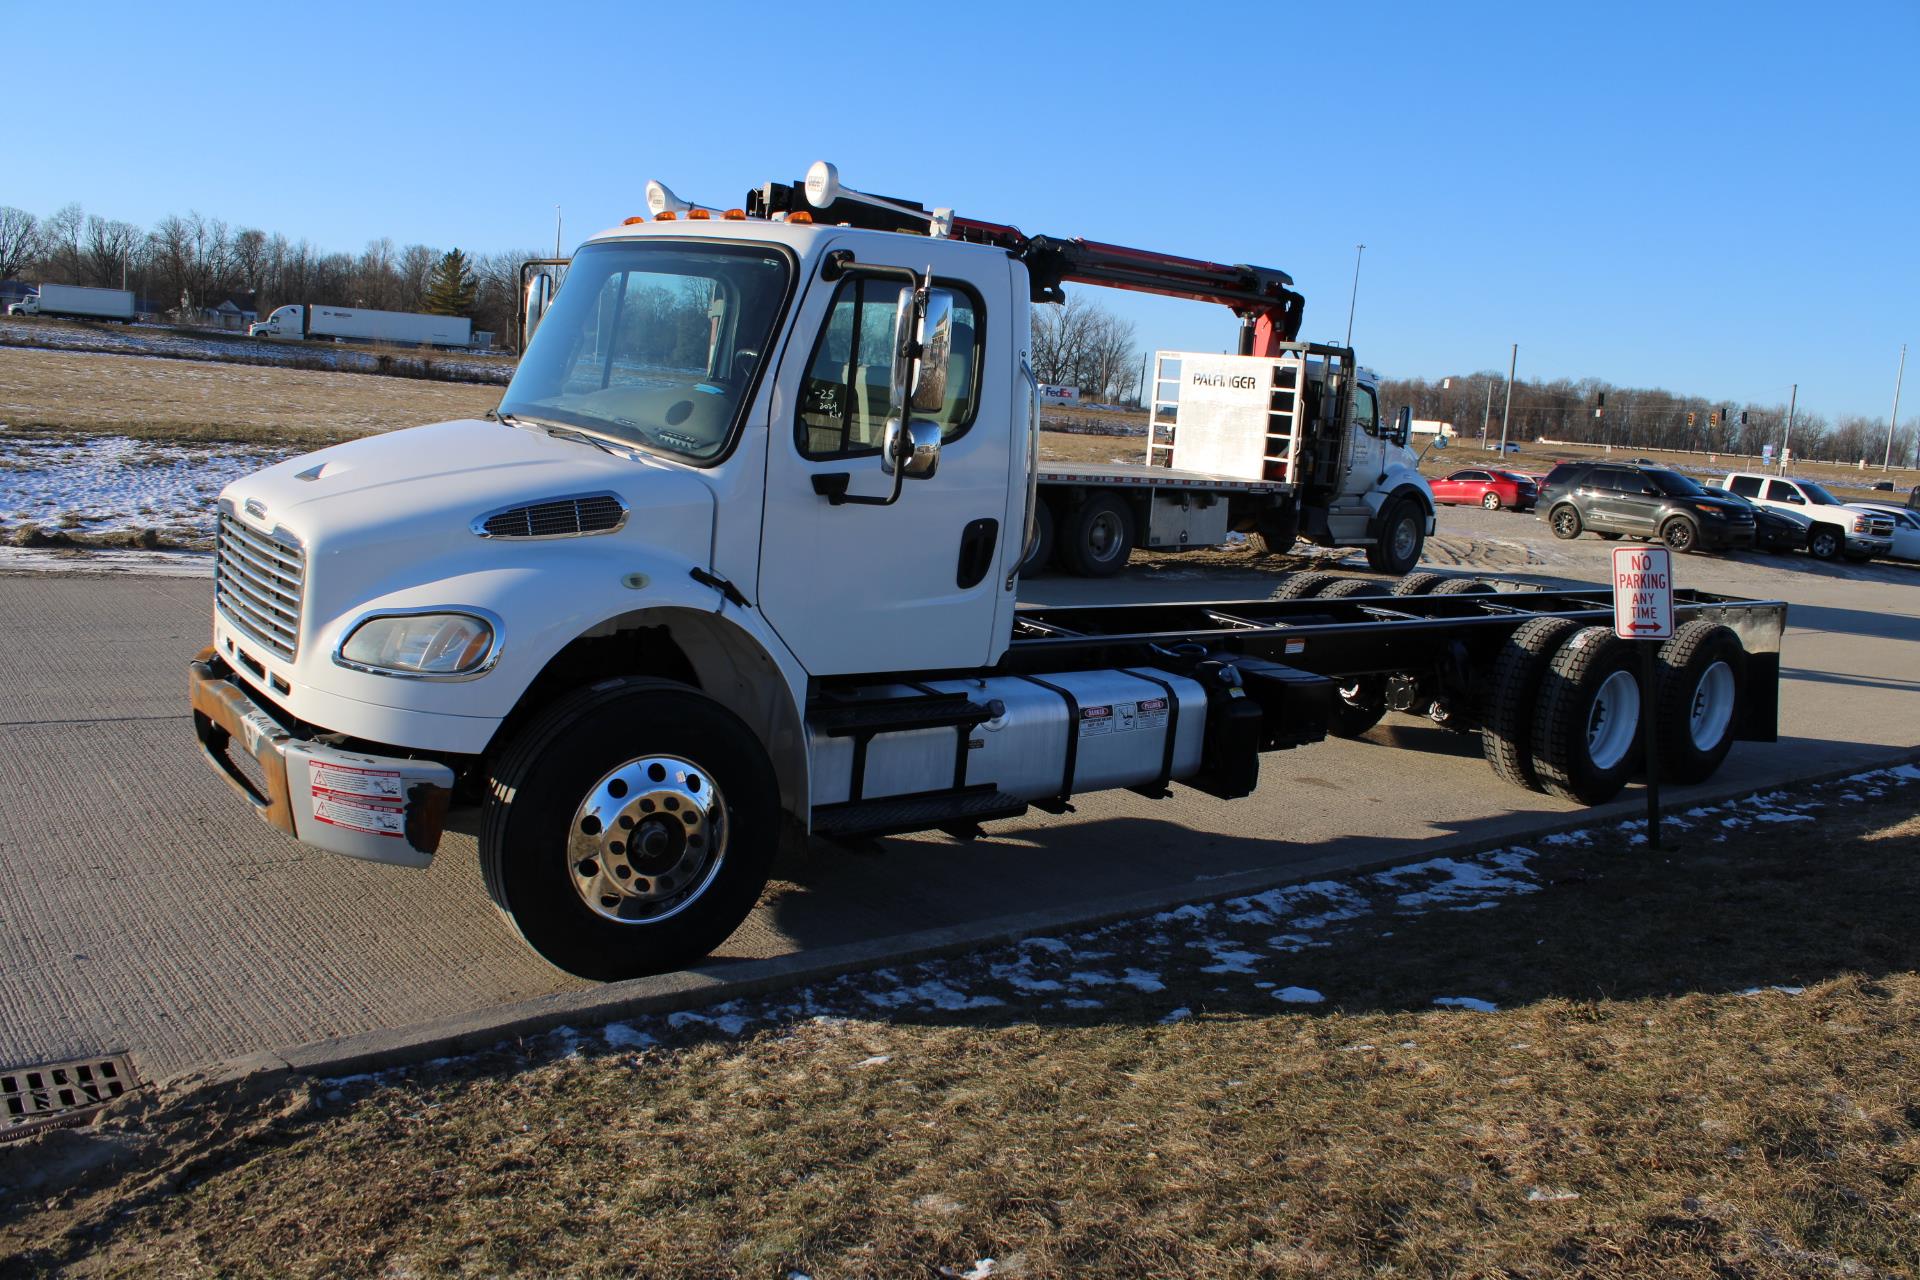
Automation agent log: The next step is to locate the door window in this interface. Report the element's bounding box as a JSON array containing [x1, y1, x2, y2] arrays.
[[1352, 385, 1379, 436], [1727, 475, 1763, 498], [796, 278, 982, 459], [1453, 470, 1490, 482], [1766, 480, 1806, 504]]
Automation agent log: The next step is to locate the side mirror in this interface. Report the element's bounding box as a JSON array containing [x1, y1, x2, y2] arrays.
[[910, 289, 956, 414], [1393, 405, 1412, 447], [523, 271, 553, 347]]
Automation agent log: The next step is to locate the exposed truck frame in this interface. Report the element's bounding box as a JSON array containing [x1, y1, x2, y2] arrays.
[[189, 163, 1787, 980]]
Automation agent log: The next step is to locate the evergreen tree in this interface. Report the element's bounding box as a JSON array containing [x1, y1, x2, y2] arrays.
[[423, 248, 478, 316]]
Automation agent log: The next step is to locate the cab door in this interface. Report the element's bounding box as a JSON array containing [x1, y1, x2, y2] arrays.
[[1337, 383, 1382, 501], [756, 236, 1012, 677]]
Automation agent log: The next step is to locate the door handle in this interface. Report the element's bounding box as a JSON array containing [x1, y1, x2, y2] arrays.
[[955, 518, 999, 589]]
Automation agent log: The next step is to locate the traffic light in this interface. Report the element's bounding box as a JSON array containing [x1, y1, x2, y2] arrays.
[[1709, 410, 1719, 427], [1739, 411, 1749, 427], [1687, 412, 1696, 427]]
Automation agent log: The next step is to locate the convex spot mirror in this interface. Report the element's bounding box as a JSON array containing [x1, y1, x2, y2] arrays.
[[879, 417, 941, 479]]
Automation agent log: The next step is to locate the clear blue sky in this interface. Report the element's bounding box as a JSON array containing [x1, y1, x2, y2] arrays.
[[9, 0, 1915, 419]]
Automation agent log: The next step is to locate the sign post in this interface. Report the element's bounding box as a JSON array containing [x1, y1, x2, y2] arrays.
[[1612, 546, 1674, 848]]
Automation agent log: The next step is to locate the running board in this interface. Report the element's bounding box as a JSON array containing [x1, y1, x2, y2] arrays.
[[811, 786, 1030, 839]]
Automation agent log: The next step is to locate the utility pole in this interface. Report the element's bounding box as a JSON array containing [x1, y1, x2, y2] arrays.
[[554, 206, 564, 259], [1344, 244, 1364, 348], [1885, 344, 1906, 472], [1782, 383, 1797, 469], [1498, 343, 1517, 455], [1481, 377, 1494, 446]]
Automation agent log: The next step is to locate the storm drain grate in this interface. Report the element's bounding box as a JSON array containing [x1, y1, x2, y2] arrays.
[[0, 1053, 139, 1141]]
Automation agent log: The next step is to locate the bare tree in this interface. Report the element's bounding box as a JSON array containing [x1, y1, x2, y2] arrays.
[[81, 216, 144, 288], [39, 202, 86, 282], [0, 206, 37, 279]]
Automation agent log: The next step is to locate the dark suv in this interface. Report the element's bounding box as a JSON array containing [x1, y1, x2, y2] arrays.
[[1538, 462, 1755, 553]]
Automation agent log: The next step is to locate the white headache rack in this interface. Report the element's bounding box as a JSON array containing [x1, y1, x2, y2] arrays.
[[1148, 351, 1309, 485]]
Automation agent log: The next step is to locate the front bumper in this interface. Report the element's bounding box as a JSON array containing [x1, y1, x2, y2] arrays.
[[1846, 535, 1892, 558], [1698, 521, 1756, 550], [189, 647, 455, 869]]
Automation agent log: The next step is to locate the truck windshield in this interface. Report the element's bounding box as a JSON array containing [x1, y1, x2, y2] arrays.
[[1799, 481, 1844, 506], [499, 240, 793, 464], [1647, 469, 1705, 497]]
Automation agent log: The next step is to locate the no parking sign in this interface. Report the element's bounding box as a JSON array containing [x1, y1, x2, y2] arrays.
[[1612, 546, 1673, 641]]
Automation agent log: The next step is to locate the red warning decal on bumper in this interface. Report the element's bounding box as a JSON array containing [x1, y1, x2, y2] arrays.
[[309, 762, 407, 837]]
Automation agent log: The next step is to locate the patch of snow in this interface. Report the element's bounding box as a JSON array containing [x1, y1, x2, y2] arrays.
[[0, 433, 276, 540], [667, 1010, 752, 1035], [852, 1055, 891, 1068], [1159, 1007, 1192, 1024], [1433, 996, 1498, 1012], [862, 980, 1004, 1012], [1527, 1187, 1580, 1202], [1199, 948, 1265, 974], [1273, 987, 1325, 1004], [601, 1022, 655, 1050], [1751, 811, 1814, 824], [1019, 936, 1071, 953], [1062, 998, 1103, 1009]]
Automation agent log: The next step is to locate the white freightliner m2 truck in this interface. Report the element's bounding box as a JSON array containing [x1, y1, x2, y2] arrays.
[[191, 164, 1788, 979]]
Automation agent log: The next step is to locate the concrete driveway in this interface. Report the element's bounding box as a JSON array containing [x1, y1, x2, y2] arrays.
[[2, 508, 1916, 1080]]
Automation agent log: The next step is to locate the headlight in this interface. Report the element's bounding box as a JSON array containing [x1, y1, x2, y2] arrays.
[[1694, 503, 1726, 517], [1852, 516, 1868, 533], [337, 611, 497, 677]]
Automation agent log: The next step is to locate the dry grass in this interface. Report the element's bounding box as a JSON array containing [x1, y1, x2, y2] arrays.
[[6, 777, 1920, 1278], [0, 348, 501, 447]]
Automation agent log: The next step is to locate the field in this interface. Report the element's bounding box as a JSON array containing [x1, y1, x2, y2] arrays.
[[5, 767, 1918, 1278]]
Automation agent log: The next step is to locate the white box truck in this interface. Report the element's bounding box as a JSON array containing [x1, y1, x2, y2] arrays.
[[190, 162, 1787, 980], [249, 304, 473, 348], [6, 284, 136, 322]]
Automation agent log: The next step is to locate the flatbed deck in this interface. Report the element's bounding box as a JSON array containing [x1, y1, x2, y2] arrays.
[[1036, 460, 1283, 494]]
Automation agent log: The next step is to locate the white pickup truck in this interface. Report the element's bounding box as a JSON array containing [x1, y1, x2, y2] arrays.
[[1722, 472, 1894, 561], [189, 164, 1788, 979]]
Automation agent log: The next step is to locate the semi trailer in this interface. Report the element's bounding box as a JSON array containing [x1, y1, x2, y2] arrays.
[[249, 304, 474, 348], [190, 162, 1787, 980], [5, 283, 136, 321]]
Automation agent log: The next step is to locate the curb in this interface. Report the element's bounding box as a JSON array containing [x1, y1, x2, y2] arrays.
[[156, 740, 1920, 1099]]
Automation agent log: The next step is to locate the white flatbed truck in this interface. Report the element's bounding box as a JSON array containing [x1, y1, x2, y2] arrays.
[[190, 163, 1786, 979]]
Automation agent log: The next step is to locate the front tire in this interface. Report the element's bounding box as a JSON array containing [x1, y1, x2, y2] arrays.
[[1549, 504, 1583, 540], [1060, 492, 1135, 578], [1660, 517, 1698, 554], [1365, 498, 1426, 575], [481, 678, 780, 981], [1807, 525, 1843, 560]]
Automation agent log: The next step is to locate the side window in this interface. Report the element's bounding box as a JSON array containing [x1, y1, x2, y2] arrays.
[[1457, 470, 1489, 482], [796, 278, 981, 459], [1766, 480, 1804, 503], [1728, 475, 1763, 498], [1587, 470, 1621, 491], [1352, 385, 1379, 436]]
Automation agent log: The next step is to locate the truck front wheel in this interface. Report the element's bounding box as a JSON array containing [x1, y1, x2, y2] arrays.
[[481, 678, 780, 981], [1365, 499, 1425, 575], [1060, 492, 1135, 577], [1807, 525, 1842, 560]]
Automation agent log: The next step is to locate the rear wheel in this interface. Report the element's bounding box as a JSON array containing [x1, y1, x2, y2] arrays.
[[1655, 622, 1745, 783], [1549, 505, 1583, 540], [1320, 577, 1392, 599], [1020, 499, 1056, 577], [1255, 505, 1298, 556], [1391, 571, 1446, 596], [1481, 490, 1502, 510], [481, 678, 780, 981], [1059, 493, 1135, 578], [1531, 626, 1643, 805], [1480, 617, 1581, 791], [1273, 571, 1341, 600], [1807, 525, 1843, 561], [1365, 499, 1426, 575]]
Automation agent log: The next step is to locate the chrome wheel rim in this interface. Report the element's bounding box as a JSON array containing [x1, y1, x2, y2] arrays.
[[1666, 523, 1693, 550], [1586, 669, 1640, 771], [1554, 508, 1577, 536], [1482, 492, 1499, 509], [1087, 511, 1124, 562], [568, 754, 727, 924], [1689, 660, 1735, 751], [1811, 532, 1836, 557]]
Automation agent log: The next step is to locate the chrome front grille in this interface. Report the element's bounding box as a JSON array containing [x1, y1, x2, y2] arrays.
[[215, 510, 305, 661]]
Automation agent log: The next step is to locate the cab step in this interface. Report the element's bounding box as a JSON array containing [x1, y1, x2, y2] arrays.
[[811, 785, 1029, 839]]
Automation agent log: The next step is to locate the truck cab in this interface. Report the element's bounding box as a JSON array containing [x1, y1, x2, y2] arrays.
[[249, 304, 303, 339]]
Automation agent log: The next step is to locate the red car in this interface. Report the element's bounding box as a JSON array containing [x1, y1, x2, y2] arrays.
[[1429, 467, 1537, 511]]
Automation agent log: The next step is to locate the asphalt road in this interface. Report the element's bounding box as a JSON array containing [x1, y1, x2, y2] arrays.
[[2, 505, 1917, 1081]]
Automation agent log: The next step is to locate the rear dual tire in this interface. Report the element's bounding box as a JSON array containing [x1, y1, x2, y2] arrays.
[[1060, 493, 1134, 578]]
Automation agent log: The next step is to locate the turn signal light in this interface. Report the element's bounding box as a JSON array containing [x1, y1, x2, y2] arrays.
[[723, 209, 746, 220], [655, 211, 677, 221], [688, 209, 711, 220], [788, 211, 814, 224], [622, 216, 646, 225]]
